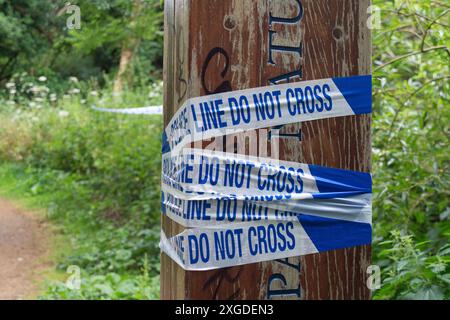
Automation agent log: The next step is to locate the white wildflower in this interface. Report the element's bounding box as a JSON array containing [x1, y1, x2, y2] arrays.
[[148, 91, 158, 98], [50, 93, 57, 102], [58, 110, 69, 118], [6, 82, 15, 89], [70, 88, 80, 94], [9, 89, 16, 95], [90, 91, 98, 96], [29, 101, 36, 108], [38, 76, 47, 82], [80, 99, 86, 104], [69, 76, 79, 83], [151, 81, 163, 91]]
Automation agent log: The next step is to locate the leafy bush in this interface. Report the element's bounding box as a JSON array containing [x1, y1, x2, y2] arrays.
[[42, 258, 160, 300], [372, 0, 449, 299], [0, 76, 163, 299]]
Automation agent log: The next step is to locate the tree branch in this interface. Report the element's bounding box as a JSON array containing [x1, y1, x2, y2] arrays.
[[387, 75, 450, 141], [374, 45, 450, 72], [420, 9, 450, 52]]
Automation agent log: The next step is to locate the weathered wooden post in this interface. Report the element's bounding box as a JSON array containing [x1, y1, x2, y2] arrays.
[[162, 0, 371, 300]]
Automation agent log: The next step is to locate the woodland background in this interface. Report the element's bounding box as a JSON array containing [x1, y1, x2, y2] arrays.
[[0, 0, 448, 299]]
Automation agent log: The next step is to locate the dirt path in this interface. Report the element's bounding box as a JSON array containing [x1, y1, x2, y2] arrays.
[[0, 198, 51, 300]]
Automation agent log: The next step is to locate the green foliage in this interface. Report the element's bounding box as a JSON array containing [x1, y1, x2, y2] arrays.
[[42, 258, 160, 300], [0, 77, 163, 299], [372, 0, 449, 299], [375, 232, 449, 299], [67, 0, 163, 54], [0, 0, 163, 84], [0, 1, 63, 61]]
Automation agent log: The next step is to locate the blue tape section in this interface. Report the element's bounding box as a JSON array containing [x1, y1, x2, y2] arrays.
[[311, 191, 370, 199], [332, 75, 372, 115], [161, 192, 166, 215], [308, 164, 372, 197], [162, 131, 170, 153], [297, 214, 372, 252]]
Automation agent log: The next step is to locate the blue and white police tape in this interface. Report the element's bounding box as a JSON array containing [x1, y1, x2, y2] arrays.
[[160, 75, 372, 270], [159, 215, 372, 271], [162, 149, 372, 201], [162, 192, 372, 228], [162, 75, 371, 155]]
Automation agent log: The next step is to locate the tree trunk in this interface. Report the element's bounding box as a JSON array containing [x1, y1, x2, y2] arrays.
[[113, 0, 142, 96]]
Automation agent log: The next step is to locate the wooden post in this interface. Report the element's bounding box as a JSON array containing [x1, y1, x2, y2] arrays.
[[162, 0, 371, 300]]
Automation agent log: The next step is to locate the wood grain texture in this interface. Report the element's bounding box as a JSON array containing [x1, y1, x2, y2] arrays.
[[162, 0, 372, 300]]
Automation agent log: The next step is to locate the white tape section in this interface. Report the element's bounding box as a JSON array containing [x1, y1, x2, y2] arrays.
[[160, 220, 317, 271], [160, 75, 373, 270], [92, 105, 163, 115]]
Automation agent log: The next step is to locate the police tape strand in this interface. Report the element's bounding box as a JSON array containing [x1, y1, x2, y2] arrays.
[[91, 105, 163, 115], [162, 148, 372, 201], [161, 192, 372, 228], [160, 216, 372, 271], [158, 75, 372, 270], [162, 75, 371, 155]]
